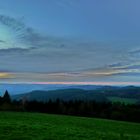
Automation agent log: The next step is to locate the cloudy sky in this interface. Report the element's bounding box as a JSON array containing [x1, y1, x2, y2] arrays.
[[0, 0, 140, 85]]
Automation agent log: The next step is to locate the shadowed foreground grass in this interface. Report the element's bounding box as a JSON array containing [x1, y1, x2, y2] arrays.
[[0, 112, 140, 140]]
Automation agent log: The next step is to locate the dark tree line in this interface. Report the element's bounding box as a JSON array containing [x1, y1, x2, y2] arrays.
[[0, 90, 140, 123], [0, 90, 11, 104], [24, 100, 140, 123]]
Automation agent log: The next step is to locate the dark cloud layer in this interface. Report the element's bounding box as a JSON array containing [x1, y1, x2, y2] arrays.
[[0, 47, 34, 55]]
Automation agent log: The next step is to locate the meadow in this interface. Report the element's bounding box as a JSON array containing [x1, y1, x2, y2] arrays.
[[0, 112, 140, 140], [107, 97, 138, 104]]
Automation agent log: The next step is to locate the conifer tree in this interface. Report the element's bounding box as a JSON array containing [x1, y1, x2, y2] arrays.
[[3, 90, 11, 103]]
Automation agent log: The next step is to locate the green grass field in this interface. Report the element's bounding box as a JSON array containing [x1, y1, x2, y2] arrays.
[[108, 97, 138, 104], [0, 112, 140, 140]]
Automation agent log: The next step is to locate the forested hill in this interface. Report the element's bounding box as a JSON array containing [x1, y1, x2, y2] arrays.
[[12, 89, 108, 102], [12, 86, 140, 103]]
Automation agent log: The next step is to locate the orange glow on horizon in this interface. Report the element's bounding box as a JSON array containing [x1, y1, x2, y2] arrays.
[[0, 72, 13, 78], [0, 81, 140, 86], [31, 81, 140, 86]]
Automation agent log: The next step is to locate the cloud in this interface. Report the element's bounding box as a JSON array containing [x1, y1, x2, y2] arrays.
[[0, 72, 13, 79], [0, 39, 5, 43], [0, 47, 34, 55], [0, 16, 121, 74], [1, 60, 140, 83], [0, 14, 55, 49], [0, 14, 78, 50], [0, 14, 140, 83], [128, 49, 140, 60], [0, 67, 128, 82]]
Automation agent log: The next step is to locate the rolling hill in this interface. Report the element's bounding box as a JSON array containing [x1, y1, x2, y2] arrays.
[[12, 89, 108, 102], [11, 86, 140, 104], [0, 84, 103, 95]]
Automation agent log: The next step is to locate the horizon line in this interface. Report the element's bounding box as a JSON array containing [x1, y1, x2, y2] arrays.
[[0, 81, 140, 86]]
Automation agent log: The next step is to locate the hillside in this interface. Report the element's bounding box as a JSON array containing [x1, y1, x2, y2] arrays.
[[0, 84, 102, 95], [12, 86, 140, 104], [12, 89, 108, 102], [0, 112, 140, 140]]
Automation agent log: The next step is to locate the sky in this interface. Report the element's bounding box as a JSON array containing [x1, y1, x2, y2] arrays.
[[0, 0, 140, 85]]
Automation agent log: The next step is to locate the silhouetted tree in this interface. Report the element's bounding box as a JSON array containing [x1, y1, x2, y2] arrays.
[[0, 96, 2, 105], [3, 90, 11, 103]]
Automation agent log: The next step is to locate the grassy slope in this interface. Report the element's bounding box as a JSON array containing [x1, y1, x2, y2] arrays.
[[107, 97, 138, 104], [0, 112, 140, 140]]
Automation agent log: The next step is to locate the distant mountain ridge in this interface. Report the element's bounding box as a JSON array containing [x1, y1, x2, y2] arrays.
[[12, 88, 108, 102], [0, 84, 103, 95], [12, 86, 140, 103]]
